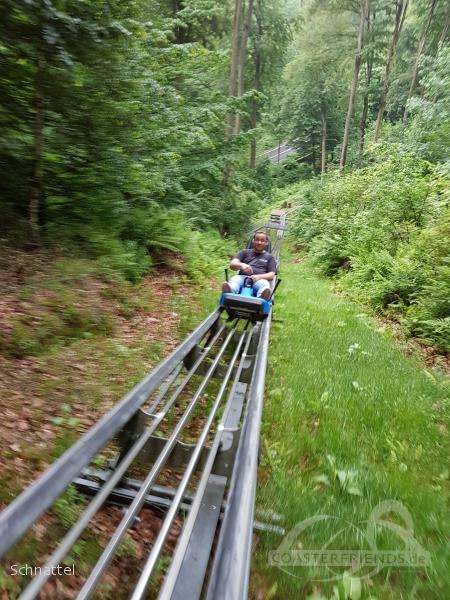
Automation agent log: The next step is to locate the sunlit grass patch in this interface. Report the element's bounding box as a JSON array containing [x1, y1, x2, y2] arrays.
[[252, 248, 449, 600]]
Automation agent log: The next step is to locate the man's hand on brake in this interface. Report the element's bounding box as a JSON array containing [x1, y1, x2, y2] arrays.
[[249, 274, 261, 282]]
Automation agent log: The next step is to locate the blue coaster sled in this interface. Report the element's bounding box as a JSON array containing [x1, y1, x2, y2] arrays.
[[219, 277, 272, 321]]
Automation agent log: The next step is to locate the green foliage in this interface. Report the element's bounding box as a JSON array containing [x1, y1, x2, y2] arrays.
[[116, 533, 139, 559], [402, 211, 450, 351], [185, 228, 235, 282], [291, 146, 449, 350], [2, 306, 114, 359], [124, 209, 187, 254], [277, 7, 350, 172], [269, 156, 314, 186], [0, 0, 291, 272], [0, 220, 235, 359], [52, 403, 80, 429], [0, 262, 117, 357], [53, 485, 85, 529], [4, 321, 41, 359], [95, 238, 153, 284], [280, 2, 449, 352], [397, 45, 450, 164], [88, 208, 192, 282], [272, 0, 450, 173], [271, 179, 307, 206]]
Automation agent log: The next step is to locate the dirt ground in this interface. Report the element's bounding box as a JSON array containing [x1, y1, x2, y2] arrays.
[[0, 251, 216, 598]]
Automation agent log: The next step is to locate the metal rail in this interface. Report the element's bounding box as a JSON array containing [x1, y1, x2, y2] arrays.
[[157, 327, 255, 599], [131, 325, 250, 600], [0, 215, 288, 600], [206, 212, 287, 599], [206, 317, 271, 600], [18, 321, 231, 600]]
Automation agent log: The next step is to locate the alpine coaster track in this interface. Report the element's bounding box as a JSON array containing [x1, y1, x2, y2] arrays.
[[0, 211, 288, 600]]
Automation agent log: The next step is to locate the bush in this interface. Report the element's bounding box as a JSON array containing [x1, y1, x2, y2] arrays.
[[403, 211, 450, 350], [291, 147, 449, 351], [96, 238, 152, 283], [185, 229, 234, 282], [270, 155, 314, 186], [123, 208, 188, 255], [309, 235, 350, 276]]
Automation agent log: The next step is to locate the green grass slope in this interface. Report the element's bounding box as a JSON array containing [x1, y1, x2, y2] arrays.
[[252, 248, 449, 600]]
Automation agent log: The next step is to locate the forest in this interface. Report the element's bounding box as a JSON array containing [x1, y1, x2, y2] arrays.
[[0, 0, 449, 598], [0, 0, 448, 352]]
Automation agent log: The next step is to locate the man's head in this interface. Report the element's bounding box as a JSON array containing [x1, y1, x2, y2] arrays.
[[252, 231, 268, 253]]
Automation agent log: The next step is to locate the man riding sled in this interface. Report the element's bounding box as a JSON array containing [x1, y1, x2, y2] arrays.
[[222, 231, 276, 301]]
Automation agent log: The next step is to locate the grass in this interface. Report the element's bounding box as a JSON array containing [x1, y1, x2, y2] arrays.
[[252, 247, 450, 600]]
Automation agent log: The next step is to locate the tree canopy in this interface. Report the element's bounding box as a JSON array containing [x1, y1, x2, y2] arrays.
[[0, 0, 292, 263], [0, 0, 448, 289]]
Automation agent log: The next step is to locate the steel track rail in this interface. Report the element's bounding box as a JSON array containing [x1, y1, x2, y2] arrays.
[[131, 325, 251, 599], [77, 322, 242, 600], [206, 315, 271, 600], [158, 326, 255, 599]]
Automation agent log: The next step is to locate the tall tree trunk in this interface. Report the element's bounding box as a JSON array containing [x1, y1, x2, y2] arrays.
[[403, 0, 437, 125], [374, 0, 409, 141], [250, 0, 262, 168], [28, 50, 45, 246], [321, 101, 327, 175], [226, 0, 243, 137], [359, 61, 372, 155], [234, 0, 254, 134], [249, 107, 257, 168], [340, 0, 368, 171], [438, 1, 450, 44], [432, 2, 450, 104], [359, 8, 374, 156], [311, 136, 317, 174]]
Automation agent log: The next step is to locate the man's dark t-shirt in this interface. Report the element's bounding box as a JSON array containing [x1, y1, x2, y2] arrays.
[[234, 249, 277, 275]]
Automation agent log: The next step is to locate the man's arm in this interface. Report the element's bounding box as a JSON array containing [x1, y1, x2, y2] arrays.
[[230, 258, 251, 272], [250, 271, 275, 282], [230, 253, 253, 275]]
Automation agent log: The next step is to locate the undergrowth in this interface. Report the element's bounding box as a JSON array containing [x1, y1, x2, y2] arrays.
[[290, 146, 449, 352], [0, 228, 232, 359]]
